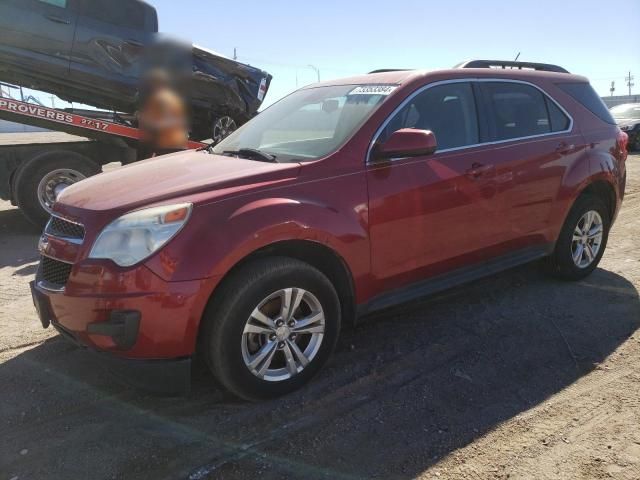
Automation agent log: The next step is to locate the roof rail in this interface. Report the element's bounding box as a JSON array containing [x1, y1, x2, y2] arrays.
[[455, 60, 569, 74], [368, 69, 410, 74]]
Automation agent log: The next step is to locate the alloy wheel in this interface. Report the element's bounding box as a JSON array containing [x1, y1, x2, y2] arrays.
[[241, 288, 325, 382], [212, 116, 237, 145], [571, 210, 604, 269]]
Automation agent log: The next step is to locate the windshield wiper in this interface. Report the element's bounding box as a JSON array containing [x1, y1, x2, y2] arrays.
[[222, 148, 278, 163]]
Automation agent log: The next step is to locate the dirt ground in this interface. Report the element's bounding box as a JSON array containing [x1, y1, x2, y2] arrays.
[[1, 155, 639, 480]]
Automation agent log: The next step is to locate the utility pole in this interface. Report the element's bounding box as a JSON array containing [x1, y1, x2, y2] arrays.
[[307, 64, 320, 82], [626, 71, 634, 96], [610, 81, 615, 96], [233, 47, 237, 61]]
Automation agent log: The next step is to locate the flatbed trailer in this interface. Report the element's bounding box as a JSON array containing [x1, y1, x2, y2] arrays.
[[0, 97, 206, 227]]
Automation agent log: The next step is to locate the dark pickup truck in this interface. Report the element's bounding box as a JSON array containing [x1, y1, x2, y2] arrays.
[[0, 0, 272, 142]]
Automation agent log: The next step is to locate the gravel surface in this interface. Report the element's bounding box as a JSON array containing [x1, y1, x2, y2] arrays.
[[1, 155, 639, 480]]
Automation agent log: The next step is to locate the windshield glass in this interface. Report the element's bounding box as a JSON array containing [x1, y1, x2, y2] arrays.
[[610, 104, 640, 120], [211, 85, 396, 161]]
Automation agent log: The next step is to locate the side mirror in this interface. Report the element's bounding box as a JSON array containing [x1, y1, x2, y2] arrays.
[[373, 128, 437, 161]]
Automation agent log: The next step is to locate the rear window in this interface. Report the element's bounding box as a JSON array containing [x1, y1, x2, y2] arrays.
[[82, 0, 152, 31], [482, 82, 558, 141], [558, 83, 616, 125]]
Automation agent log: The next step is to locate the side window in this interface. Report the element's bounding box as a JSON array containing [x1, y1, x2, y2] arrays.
[[380, 82, 479, 151], [546, 97, 571, 132], [481, 82, 556, 141], [38, 0, 67, 7], [82, 0, 149, 31]]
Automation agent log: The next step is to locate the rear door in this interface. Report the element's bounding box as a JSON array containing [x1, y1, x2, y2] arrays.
[[70, 0, 157, 108], [0, 0, 77, 77], [366, 81, 512, 289], [477, 80, 581, 246]]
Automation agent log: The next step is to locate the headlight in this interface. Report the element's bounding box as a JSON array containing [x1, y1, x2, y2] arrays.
[[89, 203, 192, 267]]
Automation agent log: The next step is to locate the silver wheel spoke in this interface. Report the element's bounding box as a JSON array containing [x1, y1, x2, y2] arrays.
[[587, 225, 603, 238], [251, 308, 275, 328], [584, 244, 595, 262], [249, 341, 277, 372], [293, 311, 324, 332], [573, 243, 584, 263], [280, 288, 293, 321], [282, 343, 298, 375], [243, 323, 273, 335], [287, 339, 310, 367]]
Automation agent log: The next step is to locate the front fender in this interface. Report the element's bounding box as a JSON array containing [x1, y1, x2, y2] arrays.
[[144, 171, 371, 293]]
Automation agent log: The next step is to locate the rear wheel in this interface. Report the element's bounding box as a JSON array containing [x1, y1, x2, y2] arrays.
[[14, 152, 100, 228], [544, 194, 610, 280], [200, 257, 341, 401]]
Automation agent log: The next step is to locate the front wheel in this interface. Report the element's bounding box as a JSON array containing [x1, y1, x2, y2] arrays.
[[544, 194, 610, 280], [200, 257, 341, 401]]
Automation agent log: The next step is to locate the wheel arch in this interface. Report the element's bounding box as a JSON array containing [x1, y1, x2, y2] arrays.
[[578, 179, 617, 222], [205, 239, 358, 330]]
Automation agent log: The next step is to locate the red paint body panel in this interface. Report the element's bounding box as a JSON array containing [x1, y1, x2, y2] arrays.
[[35, 68, 626, 361]]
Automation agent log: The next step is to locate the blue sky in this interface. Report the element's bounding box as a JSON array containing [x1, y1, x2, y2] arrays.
[[152, 0, 640, 107]]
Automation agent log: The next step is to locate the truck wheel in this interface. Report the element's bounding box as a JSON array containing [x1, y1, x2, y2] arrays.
[[200, 257, 341, 401], [14, 152, 100, 228], [211, 115, 238, 145]]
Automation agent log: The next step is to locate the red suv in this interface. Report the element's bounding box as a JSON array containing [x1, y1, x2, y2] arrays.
[[31, 60, 628, 401]]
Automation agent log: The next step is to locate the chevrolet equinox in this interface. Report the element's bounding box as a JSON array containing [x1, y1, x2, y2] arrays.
[[31, 60, 628, 401]]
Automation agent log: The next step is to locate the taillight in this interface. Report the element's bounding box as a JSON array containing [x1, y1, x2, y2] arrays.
[[617, 129, 629, 160]]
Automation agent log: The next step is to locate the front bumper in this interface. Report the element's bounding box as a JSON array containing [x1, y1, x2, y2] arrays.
[[32, 257, 216, 353], [31, 266, 206, 395]]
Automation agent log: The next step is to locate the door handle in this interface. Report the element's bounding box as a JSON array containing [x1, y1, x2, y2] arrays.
[[465, 162, 494, 179], [45, 14, 71, 24], [555, 141, 575, 155]]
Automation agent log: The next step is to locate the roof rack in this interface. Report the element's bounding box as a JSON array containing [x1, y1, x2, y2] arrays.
[[455, 60, 569, 74], [368, 69, 410, 74]]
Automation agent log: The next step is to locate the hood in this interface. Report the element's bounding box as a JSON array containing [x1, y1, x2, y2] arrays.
[[56, 151, 300, 213]]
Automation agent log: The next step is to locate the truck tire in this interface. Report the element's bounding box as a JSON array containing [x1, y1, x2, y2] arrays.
[[14, 151, 100, 228]]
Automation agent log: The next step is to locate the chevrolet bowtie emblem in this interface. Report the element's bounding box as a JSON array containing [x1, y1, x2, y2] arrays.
[[38, 235, 49, 254]]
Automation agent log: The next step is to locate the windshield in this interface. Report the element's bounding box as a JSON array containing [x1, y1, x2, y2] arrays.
[[610, 104, 640, 120], [211, 85, 396, 161]]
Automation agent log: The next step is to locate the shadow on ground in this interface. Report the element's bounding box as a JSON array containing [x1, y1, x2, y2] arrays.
[[0, 205, 40, 270], [1, 265, 638, 480]]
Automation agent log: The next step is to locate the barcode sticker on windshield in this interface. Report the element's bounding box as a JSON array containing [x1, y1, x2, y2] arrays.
[[348, 85, 397, 96]]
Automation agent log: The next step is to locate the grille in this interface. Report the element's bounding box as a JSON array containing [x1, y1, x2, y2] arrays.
[[46, 216, 85, 241], [40, 256, 73, 287]]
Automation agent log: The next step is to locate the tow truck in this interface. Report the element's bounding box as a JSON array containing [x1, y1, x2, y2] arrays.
[[0, 85, 206, 227]]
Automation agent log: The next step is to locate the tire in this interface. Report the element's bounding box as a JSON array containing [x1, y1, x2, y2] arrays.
[[14, 151, 101, 228], [544, 194, 610, 281], [200, 257, 341, 401]]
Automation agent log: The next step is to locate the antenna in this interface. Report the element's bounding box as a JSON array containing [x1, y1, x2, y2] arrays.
[[514, 52, 521, 61]]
